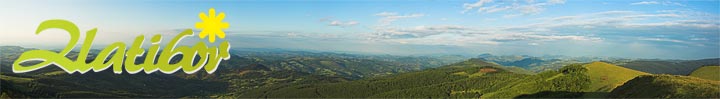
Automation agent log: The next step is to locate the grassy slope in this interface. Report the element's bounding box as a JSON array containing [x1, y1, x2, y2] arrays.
[[618, 58, 719, 75], [0, 70, 228, 98], [482, 63, 591, 98], [238, 61, 668, 98], [689, 66, 720, 81], [239, 67, 514, 98], [239, 59, 601, 98], [584, 62, 650, 92], [237, 58, 529, 98], [608, 74, 720, 98]]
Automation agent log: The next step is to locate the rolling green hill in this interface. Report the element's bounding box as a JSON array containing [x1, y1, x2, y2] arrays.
[[2, 55, 718, 98], [485, 61, 650, 98], [234, 58, 530, 98], [2, 46, 718, 98], [617, 58, 719, 75], [478, 64, 592, 98], [583, 62, 650, 92], [0, 71, 228, 98], [608, 75, 720, 98], [0, 46, 466, 98], [234, 60, 718, 98], [230, 50, 467, 78], [235, 60, 643, 98], [689, 66, 720, 81]]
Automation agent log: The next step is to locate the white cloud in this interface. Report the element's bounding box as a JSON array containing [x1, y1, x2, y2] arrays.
[[361, 8, 718, 48], [366, 24, 602, 46], [367, 9, 717, 47], [328, 20, 359, 27], [638, 37, 703, 46], [630, 1, 659, 5], [690, 37, 709, 41], [374, 25, 472, 38], [374, 12, 425, 26], [509, 10, 717, 32], [385, 32, 602, 46], [287, 32, 299, 37], [548, 0, 566, 4], [529, 42, 540, 45], [622, 14, 684, 19], [387, 34, 501, 46], [621, 20, 719, 29], [463, 0, 494, 13], [491, 33, 603, 43], [630, 1, 685, 6], [462, 0, 566, 15], [320, 17, 359, 27]]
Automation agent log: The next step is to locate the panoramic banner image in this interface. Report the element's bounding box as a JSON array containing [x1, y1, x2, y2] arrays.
[[1, 0, 719, 98]]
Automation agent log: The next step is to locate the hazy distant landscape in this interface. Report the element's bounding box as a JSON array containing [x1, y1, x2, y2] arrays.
[[2, 46, 718, 98], [1, 0, 719, 98]]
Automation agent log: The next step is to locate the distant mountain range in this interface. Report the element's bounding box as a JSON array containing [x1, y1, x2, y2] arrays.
[[475, 53, 634, 72], [235, 59, 719, 98], [614, 59, 719, 75], [0, 46, 465, 98], [1, 46, 718, 98], [475, 53, 719, 75]]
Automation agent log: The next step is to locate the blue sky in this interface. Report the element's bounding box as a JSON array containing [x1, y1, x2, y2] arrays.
[[0, 0, 718, 59]]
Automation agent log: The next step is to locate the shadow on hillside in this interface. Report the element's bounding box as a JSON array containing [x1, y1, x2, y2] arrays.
[[514, 91, 609, 98], [0, 69, 229, 98]]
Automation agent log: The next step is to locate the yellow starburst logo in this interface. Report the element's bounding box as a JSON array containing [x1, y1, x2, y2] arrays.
[[195, 8, 229, 43]]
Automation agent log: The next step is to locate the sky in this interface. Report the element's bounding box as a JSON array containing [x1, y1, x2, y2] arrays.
[[0, 0, 718, 59]]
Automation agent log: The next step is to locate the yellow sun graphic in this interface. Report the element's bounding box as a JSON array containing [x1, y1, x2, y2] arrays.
[[195, 8, 229, 43]]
